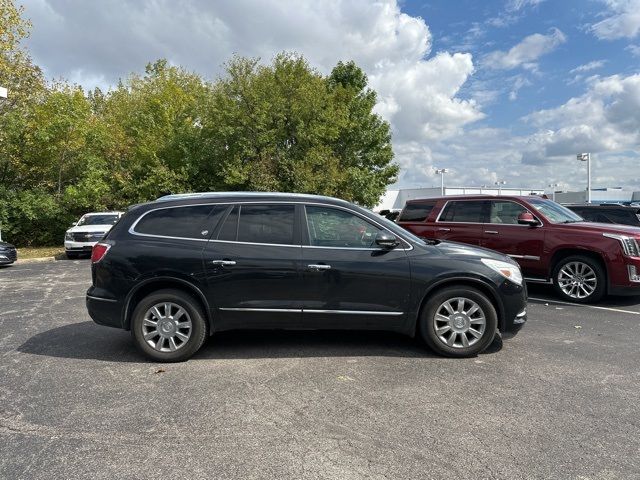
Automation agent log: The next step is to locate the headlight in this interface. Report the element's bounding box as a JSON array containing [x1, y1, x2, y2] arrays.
[[481, 258, 523, 285], [603, 233, 640, 257], [65, 232, 73, 241]]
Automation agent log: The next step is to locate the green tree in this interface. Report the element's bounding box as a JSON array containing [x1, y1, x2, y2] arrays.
[[198, 53, 397, 207], [102, 59, 211, 203]]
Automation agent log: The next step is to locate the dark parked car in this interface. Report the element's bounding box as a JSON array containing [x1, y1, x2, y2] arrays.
[[397, 196, 640, 304], [86, 192, 527, 361], [565, 204, 640, 227], [0, 241, 17, 265]]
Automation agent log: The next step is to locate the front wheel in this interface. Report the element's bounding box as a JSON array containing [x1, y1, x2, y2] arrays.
[[131, 289, 207, 362], [419, 286, 498, 357], [552, 255, 605, 304]]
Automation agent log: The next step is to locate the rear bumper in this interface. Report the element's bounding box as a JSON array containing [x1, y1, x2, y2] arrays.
[[86, 287, 124, 329]]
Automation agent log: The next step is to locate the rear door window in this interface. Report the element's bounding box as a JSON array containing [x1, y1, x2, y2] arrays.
[[399, 202, 436, 222], [218, 204, 296, 245], [438, 201, 487, 223], [135, 205, 223, 239]]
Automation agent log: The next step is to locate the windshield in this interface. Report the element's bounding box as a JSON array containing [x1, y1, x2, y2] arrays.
[[527, 198, 583, 223], [77, 214, 119, 226]]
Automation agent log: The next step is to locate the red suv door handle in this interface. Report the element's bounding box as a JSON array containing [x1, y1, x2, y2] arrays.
[[437, 228, 451, 232], [485, 230, 499, 235]]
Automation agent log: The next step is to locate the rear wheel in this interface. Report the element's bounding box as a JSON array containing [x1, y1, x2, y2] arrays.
[[131, 289, 207, 362], [419, 286, 498, 357], [552, 255, 605, 304]]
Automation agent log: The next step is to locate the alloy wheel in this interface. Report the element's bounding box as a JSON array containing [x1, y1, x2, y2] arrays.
[[557, 261, 597, 299], [434, 297, 486, 349], [142, 302, 193, 352]]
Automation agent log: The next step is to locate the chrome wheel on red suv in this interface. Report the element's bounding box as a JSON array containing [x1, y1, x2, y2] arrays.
[[552, 256, 605, 303]]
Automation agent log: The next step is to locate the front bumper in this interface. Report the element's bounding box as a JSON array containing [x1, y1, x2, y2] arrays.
[[0, 249, 18, 264], [498, 279, 528, 334], [65, 240, 97, 252]]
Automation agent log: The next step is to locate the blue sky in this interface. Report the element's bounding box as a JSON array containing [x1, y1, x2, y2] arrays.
[[411, 0, 637, 133], [21, 0, 640, 193]]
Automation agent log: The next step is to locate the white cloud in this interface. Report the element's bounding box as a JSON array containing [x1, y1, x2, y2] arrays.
[[506, 0, 546, 12], [487, 0, 547, 28], [22, 0, 484, 174], [522, 73, 640, 163], [482, 28, 566, 70], [626, 44, 640, 56], [590, 0, 640, 40], [570, 60, 606, 74]]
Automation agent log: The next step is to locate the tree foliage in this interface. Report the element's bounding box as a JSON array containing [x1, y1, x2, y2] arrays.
[[0, 1, 397, 246]]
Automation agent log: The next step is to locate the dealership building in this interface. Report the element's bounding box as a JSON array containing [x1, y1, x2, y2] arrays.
[[375, 186, 545, 212], [376, 186, 640, 212]]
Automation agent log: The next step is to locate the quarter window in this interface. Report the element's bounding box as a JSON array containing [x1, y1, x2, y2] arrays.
[[439, 201, 486, 223], [306, 206, 382, 248], [399, 202, 436, 222], [135, 205, 221, 239], [489, 201, 529, 225], [218, 205, 295, 245]]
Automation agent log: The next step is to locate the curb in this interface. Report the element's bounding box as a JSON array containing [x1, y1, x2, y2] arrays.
[[15, 256, 58, 264]]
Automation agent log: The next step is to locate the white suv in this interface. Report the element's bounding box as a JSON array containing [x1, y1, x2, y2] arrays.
[[64, 212, 123, 259]]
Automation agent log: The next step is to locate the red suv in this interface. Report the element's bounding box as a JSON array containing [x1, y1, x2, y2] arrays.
[[397, 195, 640, 303]]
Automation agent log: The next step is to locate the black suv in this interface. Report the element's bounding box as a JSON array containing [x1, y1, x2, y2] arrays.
[[86, 192, 527, 361], [565, 204, 640, 227]]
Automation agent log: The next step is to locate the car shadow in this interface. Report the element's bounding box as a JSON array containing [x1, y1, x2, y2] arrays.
[[527, 284, 640, 308], [18, 321, 445, 363]]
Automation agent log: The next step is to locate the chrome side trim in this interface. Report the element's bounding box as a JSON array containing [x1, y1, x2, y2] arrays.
[[524, 277, 553, 284], [304, 309, 404, 316], [208, 239, 300, 248], [508, 254, 541, 261], [218, 307, 404, 316], [86, 295, 118, 303], [219, 308, 301, 313]]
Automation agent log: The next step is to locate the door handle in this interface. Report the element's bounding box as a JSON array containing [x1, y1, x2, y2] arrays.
[[437, 228, 450, 232], [307, 264, 331, 271], [211, 260, 236, 266], [485, 231, 499, 235]]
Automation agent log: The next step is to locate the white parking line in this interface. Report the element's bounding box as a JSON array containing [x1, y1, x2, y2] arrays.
[[528, 297, 640, 315]]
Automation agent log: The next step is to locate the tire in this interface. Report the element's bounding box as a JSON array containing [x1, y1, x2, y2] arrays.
[[66, 251, 78, 259], [419, 286, 498, 358], [552, 255, 605, 304], [131, 289, 207, 362]]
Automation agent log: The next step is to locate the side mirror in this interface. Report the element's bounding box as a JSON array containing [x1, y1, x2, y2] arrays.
[[517, 212, 540, 226], [70, 222, 77, 227], [375, 231, 399, 249]]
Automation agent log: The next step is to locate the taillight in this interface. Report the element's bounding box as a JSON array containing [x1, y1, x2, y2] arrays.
[[91, 242, 111, 263]]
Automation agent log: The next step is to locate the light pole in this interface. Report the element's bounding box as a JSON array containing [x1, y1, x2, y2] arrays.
[[495, 180, 506, 195], [434, 168, 449, 196], [548, 183, 560, 202], [577, 153, 591, 203]]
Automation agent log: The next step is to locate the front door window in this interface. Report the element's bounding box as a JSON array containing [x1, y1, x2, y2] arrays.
[[305, 206, 381, 248]]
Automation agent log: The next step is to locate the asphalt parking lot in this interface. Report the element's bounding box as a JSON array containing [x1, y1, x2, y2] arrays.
[[1, 260, 640, 479]]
